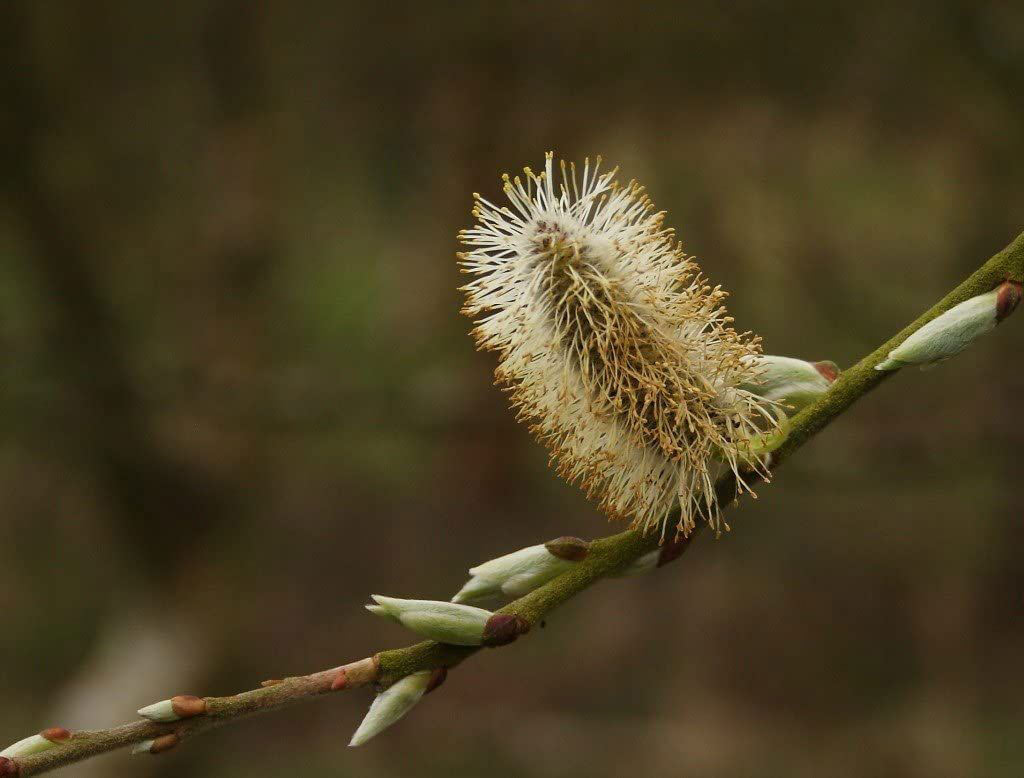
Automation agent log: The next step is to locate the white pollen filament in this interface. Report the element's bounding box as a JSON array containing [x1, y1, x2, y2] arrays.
[[458, 153, 780, 536]]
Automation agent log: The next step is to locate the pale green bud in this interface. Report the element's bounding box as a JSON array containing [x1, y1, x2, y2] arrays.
[[136, 699, 177, 722], [450, 574, 501, 604], [137, 695, 206, 723], [740, 355, 838, 413], [349, 671, 432, 747], [451, 537, 588, 604], [0, 733, 59, 759], [367, 596, 492, 645], [876, 281, 1022, 371], [132, 734, 180, 755], [613, 549, 660, 577]]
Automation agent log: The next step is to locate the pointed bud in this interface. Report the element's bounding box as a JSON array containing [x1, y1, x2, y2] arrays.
[[139, 700, 177, 722], [131, 740, 156, 755], [451, 540, 583, 605], [448, 574, 499, 605], [0, 757, 17, 776], [0, 734, 59, 760], [367, 596, 492, 645], [481, 613, 530, 647], [349, 670, 432, 747], [138, 694, 206, 722], [877, 282, 1020, 371], [739, 355, 838, 413], [136, 699, 176, 723]]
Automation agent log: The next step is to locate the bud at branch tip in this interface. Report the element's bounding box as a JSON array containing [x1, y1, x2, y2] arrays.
[[876, 281, 1022, 371]]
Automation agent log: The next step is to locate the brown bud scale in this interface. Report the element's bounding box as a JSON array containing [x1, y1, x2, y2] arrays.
[[657, 534, 693, 567], [996, 280, 1023, 323], [544, 536, 590, 561], [481, 613, 531, 647], [40, 727, 71, 743], [812, 360, 840, 383], [150, 734, 180, 754], [170, 695, 207, 719], [425, 667, 448, 694]]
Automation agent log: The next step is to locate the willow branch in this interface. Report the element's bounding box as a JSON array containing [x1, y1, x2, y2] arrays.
[[9, 232, 1024, 776]]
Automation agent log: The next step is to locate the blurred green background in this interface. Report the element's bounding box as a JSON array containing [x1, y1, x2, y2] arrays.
[[2, 2, 1024, 776]]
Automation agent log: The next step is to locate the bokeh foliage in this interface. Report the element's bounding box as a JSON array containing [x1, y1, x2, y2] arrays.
[[2, 2, 1023, 776]]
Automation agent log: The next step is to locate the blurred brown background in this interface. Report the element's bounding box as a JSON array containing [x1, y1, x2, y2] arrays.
[[2, 2, 1023, 776]]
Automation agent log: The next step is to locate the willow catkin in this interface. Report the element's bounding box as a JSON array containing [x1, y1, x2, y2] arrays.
[[458, 153, 779, 536]]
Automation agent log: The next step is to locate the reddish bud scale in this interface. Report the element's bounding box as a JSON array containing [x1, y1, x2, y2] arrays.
[[657, 535, 693, 568], [40, 727, 71, 743], [170, 695, 207, 719], [330, 670, 348, 691], [0, 756, 17, 775], [544, 536, 590, 561], [996, 280, 1023, 323], [481, 614, 531, 647], [812, 361, 840, 383], [150, 734, 180, 754], [424, 667, 448, 695]]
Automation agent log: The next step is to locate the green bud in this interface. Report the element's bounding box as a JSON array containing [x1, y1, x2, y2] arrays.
[[367, 596, 492, 645], [450, 574, 501, 605], [740, 355, 838, 413], [349, 670, 432, 747], [0, 734, 59, 759], [136, 699, 177, 723], [137, 695, 206, 723], [876, 281, 1022, 371], [451, 540, 584, 604]]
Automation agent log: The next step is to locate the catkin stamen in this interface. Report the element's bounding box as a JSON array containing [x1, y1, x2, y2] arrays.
[[459, 153, 780, 535]]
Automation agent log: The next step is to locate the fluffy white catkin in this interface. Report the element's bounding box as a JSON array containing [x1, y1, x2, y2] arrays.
[[458, 153, 780, 535]]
